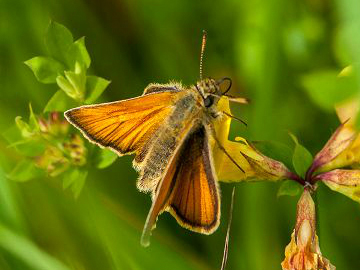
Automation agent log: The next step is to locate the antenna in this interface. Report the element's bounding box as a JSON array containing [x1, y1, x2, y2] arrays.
[[199, 30, 207, 80]]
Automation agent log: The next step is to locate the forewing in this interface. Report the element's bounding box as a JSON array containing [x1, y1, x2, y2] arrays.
[[64, 91, 179, 157], [141, 125, 220, 246]]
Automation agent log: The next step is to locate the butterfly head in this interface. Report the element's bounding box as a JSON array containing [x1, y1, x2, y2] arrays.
[[195, 77, 232, 108]]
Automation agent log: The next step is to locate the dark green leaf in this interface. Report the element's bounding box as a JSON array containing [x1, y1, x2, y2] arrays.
[[85, 76, 111, 104], [7, 160, 43, 182], [44, 90, 77, 113], [45, 21, 73, 64], [277, 180, 301, 197], [301, 69, 358, 111], [24, 56, 64, 84], [67, 37, 91, 69], [289, 133, 313, 178], [96, 149, 117, 169]]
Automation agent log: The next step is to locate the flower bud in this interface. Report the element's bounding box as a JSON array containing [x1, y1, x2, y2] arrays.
[[316, 169, 360, 203], [281, 190, 335, 270], [35, 146, 70, 177], [310, 122, 355, 174]]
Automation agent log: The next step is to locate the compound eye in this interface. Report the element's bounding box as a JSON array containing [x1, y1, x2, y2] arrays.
[[204, 96, 214, 107]]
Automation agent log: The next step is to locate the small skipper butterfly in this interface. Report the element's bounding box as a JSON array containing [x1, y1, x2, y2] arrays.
[[64, 31, 247, 246]]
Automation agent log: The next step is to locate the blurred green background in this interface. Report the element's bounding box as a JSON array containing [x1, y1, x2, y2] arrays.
[[1, 0, 360, 269]]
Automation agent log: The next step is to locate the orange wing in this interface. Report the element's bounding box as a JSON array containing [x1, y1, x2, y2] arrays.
[[141, 125, 220, 246], [64, 91, 181, 159]]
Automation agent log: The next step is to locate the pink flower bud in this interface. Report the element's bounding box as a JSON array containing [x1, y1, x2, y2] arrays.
[[316, 169, 360, 203], [281, 190, 335, 270]]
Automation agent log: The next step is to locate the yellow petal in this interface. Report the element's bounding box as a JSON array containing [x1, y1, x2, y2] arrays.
[[212, 96, 233, 174], [218, 138, 293, 182], [213, 97, 294, 182], [216, 140, 254, 182]]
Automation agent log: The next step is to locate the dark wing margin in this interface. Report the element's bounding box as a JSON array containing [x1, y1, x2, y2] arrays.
[[141, 125, 220, 246], [143, 82, 181, 95]]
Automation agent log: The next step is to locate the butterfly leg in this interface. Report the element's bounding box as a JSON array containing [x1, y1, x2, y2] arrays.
[[207, 123, 245, 173]]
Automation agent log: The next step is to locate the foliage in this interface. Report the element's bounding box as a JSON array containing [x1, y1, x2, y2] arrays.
[[5, 22, 115, 198]]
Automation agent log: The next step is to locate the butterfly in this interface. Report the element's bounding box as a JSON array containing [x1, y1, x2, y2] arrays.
[[64, 31, 247, 246]]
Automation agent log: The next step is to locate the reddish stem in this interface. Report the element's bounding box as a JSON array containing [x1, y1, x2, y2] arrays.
[[288, 172, 306, 186]]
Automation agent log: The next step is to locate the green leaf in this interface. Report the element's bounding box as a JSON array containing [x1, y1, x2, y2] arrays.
[[64, 66, 86, 95], [67, 37, 91, 69], [24, 56, 64, 84], [57, 63, 86, 101], [277, 180, 301, 197], [15, 116, 33, 138], [289, 133, 313, 178], [56, 75, 76, 98], [28, 104, 40, 131], [96, 149, 118, 169], [85, 76, 111, 104], [71, 171, 87, 199], [13, 105, 40, 139], [2, 125, 23, 146], [301, 69, 358, 111], [62, 168, 88, 198], [7, 160, 43, 182], [45, 21, 73, 64], [10, 140, 46, 157], [44, 90, 77, 113]]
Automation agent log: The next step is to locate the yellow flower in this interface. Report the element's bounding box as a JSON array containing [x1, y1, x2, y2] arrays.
[[281, 190, 335, 270], [213, 97, 296, 183]]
